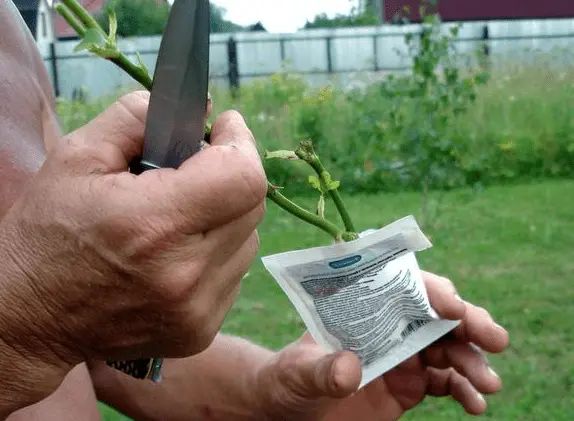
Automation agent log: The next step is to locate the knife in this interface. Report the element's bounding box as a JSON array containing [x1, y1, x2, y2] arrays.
[[106, 0, 211, 382]]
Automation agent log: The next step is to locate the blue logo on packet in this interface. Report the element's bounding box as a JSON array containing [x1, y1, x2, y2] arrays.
[[328, 254, 362, 269]]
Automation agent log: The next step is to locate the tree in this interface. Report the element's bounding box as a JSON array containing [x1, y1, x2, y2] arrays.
[[96, 0, 245, 37], [97, 0, 170, 37], [209, 3, 245, 33], [302, 4, 379, 29]]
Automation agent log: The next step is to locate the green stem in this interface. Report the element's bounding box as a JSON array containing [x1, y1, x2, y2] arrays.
[[266, 183, 345, 241], [59, 0, 107, 38], [109, 55, 153, 90], [56, 0, 153, 90], [329, 189, 355, 232], [295, 141, 356, 233], [54, 4, 86, 37]]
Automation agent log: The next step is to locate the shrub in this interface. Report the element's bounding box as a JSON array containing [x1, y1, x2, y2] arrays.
[[57, 25, 574, 204]]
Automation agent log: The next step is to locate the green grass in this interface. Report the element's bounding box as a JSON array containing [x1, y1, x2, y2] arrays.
[[100, 179, 574, 420]]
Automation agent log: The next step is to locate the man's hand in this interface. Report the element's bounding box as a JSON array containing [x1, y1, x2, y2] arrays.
[[0, 91, 266, 412], [254, 271, 509, 421]]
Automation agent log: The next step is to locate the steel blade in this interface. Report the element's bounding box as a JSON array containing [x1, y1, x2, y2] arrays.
[[141, 0, 210, 169]]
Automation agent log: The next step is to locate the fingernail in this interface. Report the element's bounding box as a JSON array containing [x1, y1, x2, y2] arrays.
[[494, 322, 506, 331], [469, 343, 483, 354], [476, 392, 486, 403], [488, 367, 500, 380]]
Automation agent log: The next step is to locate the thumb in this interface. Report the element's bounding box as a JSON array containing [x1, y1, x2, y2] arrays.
[[64, 91, 150, 172], [147, 110, 267, 234], [281, 345, 362, 400]]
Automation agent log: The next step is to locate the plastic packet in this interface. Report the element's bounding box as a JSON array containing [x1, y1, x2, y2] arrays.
[[261, 215, 460, 388]]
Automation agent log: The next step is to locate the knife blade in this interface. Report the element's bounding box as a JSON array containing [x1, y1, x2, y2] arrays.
[[106, 0, 211, 382], [136, 0, 210, 172]]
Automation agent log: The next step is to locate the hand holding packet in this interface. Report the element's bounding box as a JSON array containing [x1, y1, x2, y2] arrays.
[[261, 215, 460, 388]]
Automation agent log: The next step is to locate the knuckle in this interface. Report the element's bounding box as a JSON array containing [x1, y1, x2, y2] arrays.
[[184, 306, 219, 354], [438, 275, 456, 291], [53, 136, 85, 165], [252, 230, 261, 253], [163, 301, 218, 357], [238, 162, 268, 205], [245, 231, 261, 259], [254, 200, 267, 223], [221, 109, 245, 124], [275, 351, 299, 384], [156, 264, 203, 304], [115, 91, 149, 127], [474, 305, 492, 320], [118, 90, 150, 110], [195, 324, 219, 353], [119, 219, 172, 260]]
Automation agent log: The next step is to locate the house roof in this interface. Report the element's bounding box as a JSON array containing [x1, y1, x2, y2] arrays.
[[52, 0, 170, 38], [382, 0, 574, 21], [52, 0, 107, 38]]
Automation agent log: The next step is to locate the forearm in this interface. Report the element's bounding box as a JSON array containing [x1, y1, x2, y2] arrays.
[[90, 333, 275, 421]]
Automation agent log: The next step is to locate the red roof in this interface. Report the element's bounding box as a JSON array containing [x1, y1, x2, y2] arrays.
[[383, 0, 574, 22], [53, 0, 107, 38]]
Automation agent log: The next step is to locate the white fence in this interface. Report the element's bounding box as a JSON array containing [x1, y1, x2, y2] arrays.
[[38, 17, 574, 100]]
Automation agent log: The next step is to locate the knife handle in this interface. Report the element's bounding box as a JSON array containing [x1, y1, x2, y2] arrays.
[[105, 158, 163, 382], [106, 357, 164, 382], [130, 160, 161, 174]]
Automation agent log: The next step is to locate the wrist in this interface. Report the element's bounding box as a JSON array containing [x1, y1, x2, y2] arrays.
[[0, 333, 70, 418], [0, 236, 74, 417]]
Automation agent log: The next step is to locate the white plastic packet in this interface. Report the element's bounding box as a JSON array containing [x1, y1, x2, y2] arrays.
[[261, 215, 460, 388]]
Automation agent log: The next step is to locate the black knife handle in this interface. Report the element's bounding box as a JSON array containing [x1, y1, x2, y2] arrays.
[[130, 160, 160, 175], [106, 358, 163, 382]]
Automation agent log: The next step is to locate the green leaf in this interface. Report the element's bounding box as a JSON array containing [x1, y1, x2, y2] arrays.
[[135, 52, 151, 78], [264, 150, 299, 160], [308, 175, 322, 191], [135, 51, 145, 68], [475, 71, 491, 85], [329, 180, 340, 190], [321, 171, 340, 191], [317, 194, 325, 218], [73, 39, 91, 52], [108, 10, 118, 42], [83, 27, 103, 44], [73, 28, 103, 52]]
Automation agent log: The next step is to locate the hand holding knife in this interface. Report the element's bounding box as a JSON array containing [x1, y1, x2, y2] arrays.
[[106, 0, 211, 382]]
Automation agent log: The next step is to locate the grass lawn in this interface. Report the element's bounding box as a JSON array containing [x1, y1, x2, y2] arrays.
[[100, 179, 574, 420]]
